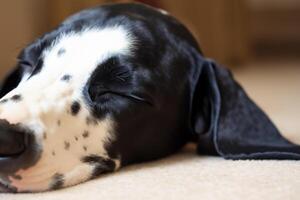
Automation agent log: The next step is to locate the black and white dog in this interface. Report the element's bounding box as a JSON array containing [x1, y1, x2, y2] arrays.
[[0, 3, 299, 193]]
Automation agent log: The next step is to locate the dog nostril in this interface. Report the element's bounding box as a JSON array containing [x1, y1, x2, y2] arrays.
[[0, 120, 26, 157]]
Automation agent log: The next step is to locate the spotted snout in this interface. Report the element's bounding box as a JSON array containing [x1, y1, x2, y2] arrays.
[[0, 76, 119, 192]]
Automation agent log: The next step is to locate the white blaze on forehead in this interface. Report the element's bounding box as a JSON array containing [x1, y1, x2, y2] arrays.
[[44, 27, 132, 81], [18, 26, 133, 91], [2, 26, 133, 192]]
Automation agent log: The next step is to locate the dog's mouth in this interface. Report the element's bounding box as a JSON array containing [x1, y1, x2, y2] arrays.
[[0, 180, 17, 193]]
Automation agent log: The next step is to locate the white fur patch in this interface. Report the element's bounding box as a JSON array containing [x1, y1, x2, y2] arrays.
[[157, 8, 169, 15], [0, 26, 133, 192]]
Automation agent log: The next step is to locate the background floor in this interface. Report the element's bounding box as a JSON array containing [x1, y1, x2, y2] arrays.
[[1, 59, 300, 200]]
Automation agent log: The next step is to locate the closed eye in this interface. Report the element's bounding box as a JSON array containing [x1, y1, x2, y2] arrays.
[[104, 91, 153, 106], [90, 89, 153, 106], [126, 93, 154, 106], [86, 56, 154, 107], [18, 60, 33, 68]]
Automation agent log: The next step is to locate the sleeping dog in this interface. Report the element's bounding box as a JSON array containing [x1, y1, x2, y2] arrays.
[[0, 3, 299, 193]]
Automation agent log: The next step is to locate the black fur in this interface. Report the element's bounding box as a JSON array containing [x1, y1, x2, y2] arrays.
[[81, 155, 116, 179], [71, 101, 81, 116], [50, 173, 65, 190]]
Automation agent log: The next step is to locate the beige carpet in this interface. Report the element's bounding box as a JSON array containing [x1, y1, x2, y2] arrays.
[[1, 60, 300, 200]]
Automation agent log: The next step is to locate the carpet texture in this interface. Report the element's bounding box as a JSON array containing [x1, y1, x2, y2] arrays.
[[1, 60, 300, 200]]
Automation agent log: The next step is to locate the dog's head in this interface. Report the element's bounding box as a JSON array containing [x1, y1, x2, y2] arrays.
[[0, 3, 298, 193]]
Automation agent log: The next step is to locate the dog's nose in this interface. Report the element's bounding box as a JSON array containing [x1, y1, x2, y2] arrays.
[[0, 119, 40, 175], [0, 120, 26, 157]]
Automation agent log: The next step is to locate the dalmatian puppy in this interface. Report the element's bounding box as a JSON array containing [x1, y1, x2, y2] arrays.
[[0, 3, 299, 193]]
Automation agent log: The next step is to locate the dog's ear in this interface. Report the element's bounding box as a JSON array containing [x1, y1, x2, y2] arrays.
[[190, 57, 300, 160], [0, 65, 23, 98]]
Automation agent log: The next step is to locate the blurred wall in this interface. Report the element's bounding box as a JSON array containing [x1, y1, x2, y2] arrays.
[[161, 0, 249, 66], [247, 0, 300, 58], [0, 0, 48, 79]]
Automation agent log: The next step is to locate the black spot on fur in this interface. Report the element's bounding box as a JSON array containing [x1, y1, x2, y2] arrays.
[[50, 173, 64, 190], [81, 155, 116, 179], [83, 146, 87, 151], [0, 99, 8, 104], [75, 136, 79, 141], [57, 120, 61, 126], [64, 141, 70, 150], [52, 151, 56, 156], [11, 94, 22, 102], [43, 132, 47, 140], [82, 130, 89, 138], [86, 116, 98, 126], [71, 101, 81, 116], [11, 174, 22, 180], [57, 48, 66, 56], [61, 74, 72, 82]]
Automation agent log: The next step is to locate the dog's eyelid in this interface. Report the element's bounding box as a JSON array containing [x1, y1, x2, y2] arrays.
[[97, 91, 153, 106], [18, 60, 32, 67], [127, 93, 154, 106]]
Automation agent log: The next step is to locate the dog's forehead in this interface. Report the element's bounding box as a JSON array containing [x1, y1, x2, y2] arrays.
[[28, 26, 133, 84]]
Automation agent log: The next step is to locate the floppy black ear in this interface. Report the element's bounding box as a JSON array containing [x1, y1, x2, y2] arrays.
[[191, 58, 300, 160], [0, 66, 23, 98]]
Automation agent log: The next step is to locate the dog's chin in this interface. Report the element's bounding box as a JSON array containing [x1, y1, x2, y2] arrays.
[[1, 160, 105, 193], [0, 180, 17, 193], [0, 171, 57, 193]]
